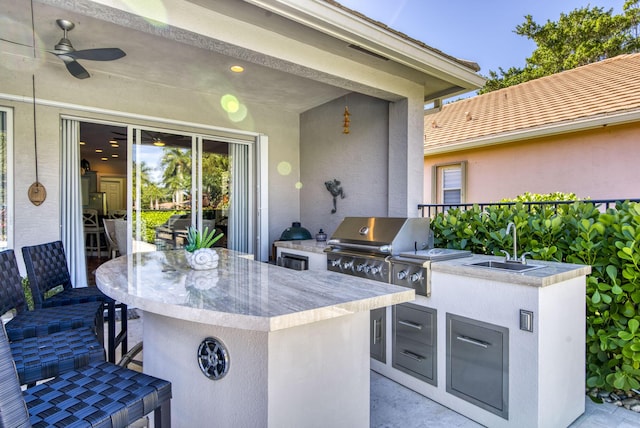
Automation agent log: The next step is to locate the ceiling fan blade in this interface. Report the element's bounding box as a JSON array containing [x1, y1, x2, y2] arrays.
[[69, 48, 126, 61], [65, 59, 90, 79]]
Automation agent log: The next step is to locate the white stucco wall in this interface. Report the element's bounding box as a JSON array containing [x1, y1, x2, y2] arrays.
[[300, 93, 389, 237]]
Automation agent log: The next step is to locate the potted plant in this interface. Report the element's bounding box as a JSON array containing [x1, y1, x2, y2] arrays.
[[184, 226, 224, 270]]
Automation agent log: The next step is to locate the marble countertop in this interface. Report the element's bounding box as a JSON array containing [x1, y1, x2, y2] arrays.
[[273, 239, 328, 254], [95, 249, 413, 331], [431, 254, 591, 287]]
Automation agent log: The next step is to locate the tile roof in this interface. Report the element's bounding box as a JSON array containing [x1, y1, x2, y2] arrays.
[[423, 53, 640, 154]]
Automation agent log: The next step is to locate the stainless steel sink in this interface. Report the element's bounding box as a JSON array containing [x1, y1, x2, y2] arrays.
[[468, 260, 544, 272]]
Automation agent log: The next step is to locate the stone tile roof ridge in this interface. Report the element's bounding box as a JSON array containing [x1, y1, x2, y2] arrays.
[[322, 0, 480, 72], [424, 53, 640, 151]]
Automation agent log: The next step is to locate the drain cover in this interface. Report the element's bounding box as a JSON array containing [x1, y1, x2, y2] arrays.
[[197, 337, 230, 380]]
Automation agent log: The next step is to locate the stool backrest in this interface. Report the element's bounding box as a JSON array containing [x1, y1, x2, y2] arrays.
[[22, 241, 73, 308], [0, 250, 28, 315], [0, 324, 31, 427]]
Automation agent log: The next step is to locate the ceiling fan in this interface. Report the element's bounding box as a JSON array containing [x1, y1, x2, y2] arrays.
[[48, 19, 126, 79]]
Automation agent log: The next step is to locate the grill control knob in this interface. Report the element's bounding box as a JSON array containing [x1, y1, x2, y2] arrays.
[[397, 270, 408, 280], [370, 265, 381, 275], [356, 263, 366, 272], [410, 272, 423, 282], [330, 259, 341, 267], [342, 261, 353, 269]]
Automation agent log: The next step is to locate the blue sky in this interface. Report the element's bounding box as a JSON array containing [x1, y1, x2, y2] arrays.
[[338, 0, 623, 78]]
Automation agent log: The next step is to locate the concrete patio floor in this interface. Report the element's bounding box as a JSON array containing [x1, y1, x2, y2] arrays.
[[118, 312, 640, 427]]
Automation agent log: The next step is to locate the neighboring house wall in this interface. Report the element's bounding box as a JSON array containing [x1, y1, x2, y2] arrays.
[[424, 122, 640, 202]]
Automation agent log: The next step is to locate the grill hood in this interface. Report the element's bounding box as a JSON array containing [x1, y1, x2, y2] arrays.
[[327, 217, 432, 255]]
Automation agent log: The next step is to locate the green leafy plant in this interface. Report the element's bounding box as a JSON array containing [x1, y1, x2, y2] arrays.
[[184, 226, 224, 252]]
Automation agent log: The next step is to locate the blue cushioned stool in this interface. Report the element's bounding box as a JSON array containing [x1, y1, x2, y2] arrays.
[[10, 327, 105, 385], [22, 241, 127, 363], [0, 324, 172, 428], [0, 248, 104, 345]]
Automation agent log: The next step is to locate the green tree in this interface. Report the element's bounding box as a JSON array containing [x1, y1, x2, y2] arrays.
[[202, 153, 229, 208], [160, 147, 191, 208], [480, 1, 640, 93]]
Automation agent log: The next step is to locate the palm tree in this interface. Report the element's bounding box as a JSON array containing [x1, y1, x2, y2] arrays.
[[160, 148, 191, 208]]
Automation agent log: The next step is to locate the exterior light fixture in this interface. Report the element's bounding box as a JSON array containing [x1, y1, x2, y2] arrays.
[[230, 65, 244, 73], [153, 139, 165, 147], [343, 106, 350, 134]]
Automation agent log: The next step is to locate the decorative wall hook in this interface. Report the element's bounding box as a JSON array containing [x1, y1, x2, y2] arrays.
[[324, 179, 345, 214]]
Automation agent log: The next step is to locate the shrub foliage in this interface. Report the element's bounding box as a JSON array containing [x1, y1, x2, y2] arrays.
[[430, 195, 640, 392]]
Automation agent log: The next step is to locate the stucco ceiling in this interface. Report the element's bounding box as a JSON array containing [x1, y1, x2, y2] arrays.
[[2, 0, 352, 114]]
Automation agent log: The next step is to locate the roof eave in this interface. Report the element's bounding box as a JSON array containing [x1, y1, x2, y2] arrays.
[[424, 109, 640, 156], [244, 0, 485, 95]]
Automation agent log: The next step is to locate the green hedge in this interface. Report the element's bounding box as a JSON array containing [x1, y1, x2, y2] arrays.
[[430, 199, 640, 392], [135, 210, 188, 243]]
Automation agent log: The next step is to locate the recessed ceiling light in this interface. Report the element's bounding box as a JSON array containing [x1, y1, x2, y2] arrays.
[[109, 139, 118, 144], [79, 141, 86, 145], [230, 65, 244, 73], [112, 154, 119, 158], [95, 149, 103, 153], [101, 157, 108, 161]]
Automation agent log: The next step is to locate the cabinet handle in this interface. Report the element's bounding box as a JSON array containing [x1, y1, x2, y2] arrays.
[[456, 335, 489, 348], [401, 350, 425, 361], [373, 319, 382, 344], [398, 320, 423, 330]]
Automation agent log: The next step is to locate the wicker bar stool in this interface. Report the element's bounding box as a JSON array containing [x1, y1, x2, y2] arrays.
[[22, 241, 127, 363], [0, 323, 172, 428], [0, 249, 104, 345]]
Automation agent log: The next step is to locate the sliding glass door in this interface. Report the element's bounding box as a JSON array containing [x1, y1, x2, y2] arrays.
[[129, 126, 253, 254]]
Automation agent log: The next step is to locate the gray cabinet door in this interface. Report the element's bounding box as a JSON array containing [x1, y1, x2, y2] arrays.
[[370, 307, 386, 363], [446, 313, 509, 419]]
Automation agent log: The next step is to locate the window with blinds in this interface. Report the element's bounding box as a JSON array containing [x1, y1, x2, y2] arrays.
[[442, 166, 462, 204], [432, 161, 466, 205]]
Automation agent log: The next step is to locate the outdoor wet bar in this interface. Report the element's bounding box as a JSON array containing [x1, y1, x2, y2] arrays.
[[96, 249, 414, 427]]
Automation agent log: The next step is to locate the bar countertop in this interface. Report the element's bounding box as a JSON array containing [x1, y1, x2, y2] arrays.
[[95, 249, 414, 332]]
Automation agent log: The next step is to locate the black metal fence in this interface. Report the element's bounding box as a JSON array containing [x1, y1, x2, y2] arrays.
[[418, 199, 640, 218]]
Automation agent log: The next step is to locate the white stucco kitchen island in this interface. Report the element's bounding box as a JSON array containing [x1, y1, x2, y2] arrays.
[[96, 249, 414, 427]]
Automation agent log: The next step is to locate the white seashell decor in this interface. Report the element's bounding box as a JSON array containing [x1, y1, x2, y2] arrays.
[[185, 248, 219, 270]]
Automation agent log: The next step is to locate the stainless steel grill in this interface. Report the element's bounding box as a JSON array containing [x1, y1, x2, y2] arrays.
[[325, 217, 471, 296]]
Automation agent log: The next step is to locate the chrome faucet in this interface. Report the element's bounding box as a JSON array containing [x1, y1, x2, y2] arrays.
[[504, 222, 530, 264]]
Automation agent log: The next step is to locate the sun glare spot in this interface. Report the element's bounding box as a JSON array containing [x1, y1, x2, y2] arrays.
[[120, 0, 169, 26], [221, 94, 240, 113], [228, 103, 248, 122], [277, 162, 292, 176], [295, 182, 303, 189]]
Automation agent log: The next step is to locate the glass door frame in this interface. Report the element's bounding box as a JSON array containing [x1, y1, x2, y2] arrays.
[[127, 125, 263, 258]]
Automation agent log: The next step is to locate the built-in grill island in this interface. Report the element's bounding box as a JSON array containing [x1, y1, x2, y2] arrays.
[[320, 216, 590, 427]]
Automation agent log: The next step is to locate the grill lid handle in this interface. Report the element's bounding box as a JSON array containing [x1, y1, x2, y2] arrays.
[[326, 240, 392, 254]]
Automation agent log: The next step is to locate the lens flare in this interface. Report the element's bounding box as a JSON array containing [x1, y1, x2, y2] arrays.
[[220, 94, 240, 113], [277, 161, 292, 176], [295, 182, 303, 189], [227, 103, 248, 122], [119, 0, 169, 26]]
